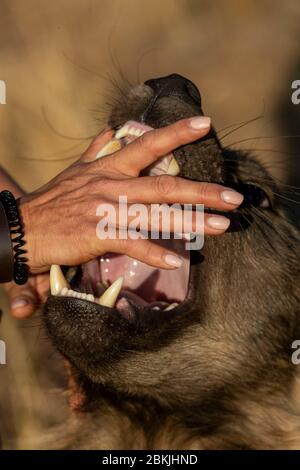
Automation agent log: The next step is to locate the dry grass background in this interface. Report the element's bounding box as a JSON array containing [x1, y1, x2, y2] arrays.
[[0, 0, 300, 449]]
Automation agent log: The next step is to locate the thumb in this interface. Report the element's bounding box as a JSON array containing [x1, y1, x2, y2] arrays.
[[5, 282, 40, 319]]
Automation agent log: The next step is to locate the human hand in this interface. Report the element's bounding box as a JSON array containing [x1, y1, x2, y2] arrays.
[[19, 116, 244, 274]]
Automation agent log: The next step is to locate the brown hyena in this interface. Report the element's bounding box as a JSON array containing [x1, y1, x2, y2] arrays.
[[44, 74, 300, 449]]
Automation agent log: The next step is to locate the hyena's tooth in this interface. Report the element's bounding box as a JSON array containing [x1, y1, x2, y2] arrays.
[[50, 265, 69, 296], [98, 276, 124, 308], [129, 127, 141, 137], [60, 286, 69, 296], [95, 138, 122, 159], [115, 125, 129, 139], [164, 303, 179, 311], [166, 157, 180, 176]]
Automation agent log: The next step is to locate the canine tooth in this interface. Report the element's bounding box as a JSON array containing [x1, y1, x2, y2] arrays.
[[166, 157, 180, 176], [164, 303, 179, 311], [98, 276, 124, 308], [95, 138, 122, 159], [115, 125, 129, 139], [50, 265, 69, 296], [87, 294, 95, 302]]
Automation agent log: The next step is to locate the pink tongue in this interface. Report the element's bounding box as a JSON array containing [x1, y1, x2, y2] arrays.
[[100, 240, 189, 303]]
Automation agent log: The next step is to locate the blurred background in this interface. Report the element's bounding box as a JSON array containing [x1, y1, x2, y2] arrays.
[[0, 0, 299, 448]]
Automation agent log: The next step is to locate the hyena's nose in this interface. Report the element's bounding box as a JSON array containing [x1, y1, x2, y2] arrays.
[[144, 73, 201, 107]]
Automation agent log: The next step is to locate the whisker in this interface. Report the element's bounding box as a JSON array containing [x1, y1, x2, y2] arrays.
[[225, 135, 300, 148], [41, 107, 98, 141], [225, 147, 300, 158], [224, 162, 300, 197], [136, 48, 157, 84], [218, 109, 266, 140]]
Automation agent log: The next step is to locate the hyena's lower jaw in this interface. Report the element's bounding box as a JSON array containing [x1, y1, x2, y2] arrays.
[[49, 236, 190, 319], [49, 120, 190, 319]]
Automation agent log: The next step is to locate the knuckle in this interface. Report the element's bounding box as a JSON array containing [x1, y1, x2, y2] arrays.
[[93, 155, 113, 173], [143, 242, 156, 261], [89, 177, 115, 194], [155, 175, 177, 197], [196, 182, 212, 200], [138, 131, 157, 153], [115, 238, 130, 253]]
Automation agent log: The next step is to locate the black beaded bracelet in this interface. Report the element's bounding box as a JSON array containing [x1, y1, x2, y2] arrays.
[[0, 200, 14, 282], [0, 190, 29, 285]]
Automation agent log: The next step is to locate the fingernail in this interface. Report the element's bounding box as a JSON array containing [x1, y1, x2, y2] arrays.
[[164, 253, 183, 268], [207, 216, 230, 231], [221, 189, 244, 205], [11, 298, 29, 309], [188, 116, 211, 130]]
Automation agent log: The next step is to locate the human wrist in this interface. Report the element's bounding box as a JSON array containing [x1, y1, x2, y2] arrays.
[[18, 195, 41, 274], [0, 191, 29, 284]]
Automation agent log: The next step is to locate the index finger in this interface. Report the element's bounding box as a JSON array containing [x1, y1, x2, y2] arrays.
[[94, 116, 211, 176]]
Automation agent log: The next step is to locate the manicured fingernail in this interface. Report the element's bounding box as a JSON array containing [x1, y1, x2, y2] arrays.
[[188, 116, 211, 130], [221, 189, 244, 205], [11, 298, 29, 309], [164, 253, 183, 268], [207, 216, 230, 231]]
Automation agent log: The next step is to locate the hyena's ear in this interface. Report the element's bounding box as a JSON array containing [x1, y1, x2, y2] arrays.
[[80, 129, 114, 163], [64, 360, 87, 411]]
